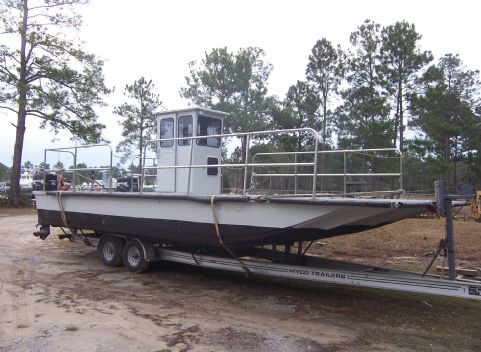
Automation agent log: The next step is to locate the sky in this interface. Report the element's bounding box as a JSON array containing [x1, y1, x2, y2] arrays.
[[1, 0, 480, 167]]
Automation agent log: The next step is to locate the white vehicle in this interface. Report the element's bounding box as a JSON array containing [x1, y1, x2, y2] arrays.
[[19, 172, 33, 190]]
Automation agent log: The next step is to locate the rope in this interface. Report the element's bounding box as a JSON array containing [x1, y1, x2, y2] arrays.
[[210, 195, 251, 278], [56, 191, 70, 230]]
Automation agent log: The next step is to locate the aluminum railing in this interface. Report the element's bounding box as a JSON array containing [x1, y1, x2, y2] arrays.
[[42, 144, 113, 192], [141, 128, 320, 197], [40, 133, 400, 197], [251, 148, 403, 194]]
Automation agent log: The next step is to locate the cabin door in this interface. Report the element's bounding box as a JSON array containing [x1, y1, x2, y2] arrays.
[[156, 115, 176, 192]]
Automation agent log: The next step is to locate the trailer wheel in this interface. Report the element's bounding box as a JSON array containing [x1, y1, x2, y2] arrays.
[[123, 240, 150, 273], [98, 236, 124, 267]]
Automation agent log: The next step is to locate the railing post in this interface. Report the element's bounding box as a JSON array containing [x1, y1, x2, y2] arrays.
[[312, 134, 319, 198], [445, 197, 456, 280], [294, 153, 298, 195], [43, 150, 47, 192], [343, 151, 347, 194], [109, 148, 113, 193], [187, 137, 194, 194], [140, 143, 149, 194], [399, 152, 403, 190], [242, 134, 251, 196], [435, 180, 456, 281], [73, 148, 77, 192]]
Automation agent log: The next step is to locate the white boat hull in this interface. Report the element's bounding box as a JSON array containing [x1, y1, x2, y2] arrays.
[[34, 191, 434, 247]]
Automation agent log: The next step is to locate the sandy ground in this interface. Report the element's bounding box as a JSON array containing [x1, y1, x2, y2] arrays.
[[1, 210, 480, 351]]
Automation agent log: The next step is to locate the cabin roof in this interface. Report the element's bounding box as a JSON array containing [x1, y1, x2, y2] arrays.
[[154, 106, 229, 118]]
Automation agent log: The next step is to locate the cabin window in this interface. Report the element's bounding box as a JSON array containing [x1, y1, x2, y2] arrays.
[[207, 157, 219, 176], [178, 115, 193, 146], [160, 118, 174, 148], [197, 115, 221, 148]]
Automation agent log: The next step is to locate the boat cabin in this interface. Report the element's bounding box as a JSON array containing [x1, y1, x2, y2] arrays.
[[156, 107, 226, 195]]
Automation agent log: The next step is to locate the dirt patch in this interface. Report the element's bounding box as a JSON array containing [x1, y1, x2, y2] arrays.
[[0, 210, 480, 351]]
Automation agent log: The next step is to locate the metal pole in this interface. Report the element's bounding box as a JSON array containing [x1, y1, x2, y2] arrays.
[[343, 151, 347, 194], [140, 143, 149, 194], [187, 138, 194, 194], [399, 152, 403, 190], [43, 149, 47, 191], [445, 197, 456, 280], [294, 153, 298, 195], [73, 148, 77, 192], [435, 180, 456, 281], [242, 134, 251, 195], [312, 134, 319, 198], [109, 149, 113, 193]]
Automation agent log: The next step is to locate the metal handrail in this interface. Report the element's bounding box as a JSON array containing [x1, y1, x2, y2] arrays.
[[40, 137, 400, 197], [43, 144, 113, 192], [252, 148, 403, 193], [141, 128, 320, 197]]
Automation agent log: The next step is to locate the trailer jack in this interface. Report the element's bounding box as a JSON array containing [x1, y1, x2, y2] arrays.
[[33, 225, 50, 240]]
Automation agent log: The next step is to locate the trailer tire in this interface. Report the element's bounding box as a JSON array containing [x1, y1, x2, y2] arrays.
[[123, 239, 150, 273], [99, 236, 124, 267]]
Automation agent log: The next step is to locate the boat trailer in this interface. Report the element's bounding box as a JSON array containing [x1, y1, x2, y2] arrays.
[[49, 181, 481, 301]]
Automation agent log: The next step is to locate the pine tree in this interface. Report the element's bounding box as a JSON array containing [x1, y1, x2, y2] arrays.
[[114, 77, 163, 172], [380, 21, 432, 153], [0, 0, 110, 205]]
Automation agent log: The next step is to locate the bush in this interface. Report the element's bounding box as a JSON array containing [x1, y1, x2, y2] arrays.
[[0, 191, 34, 207]]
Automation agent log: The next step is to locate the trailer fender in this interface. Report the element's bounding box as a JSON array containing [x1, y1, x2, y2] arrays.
[[134, 238, 157, 263]]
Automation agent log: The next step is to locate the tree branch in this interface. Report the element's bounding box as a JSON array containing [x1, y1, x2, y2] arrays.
[[0, 105, 18, 114], [28, 1, 86, 11], [28, 109, 77, 133]]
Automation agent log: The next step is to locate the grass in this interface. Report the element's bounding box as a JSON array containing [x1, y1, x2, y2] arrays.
[[314, 217, 481, 272], [64, 326, 79, 332]]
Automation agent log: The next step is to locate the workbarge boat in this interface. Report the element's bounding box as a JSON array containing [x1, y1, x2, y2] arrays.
[[33, 107, 434, 247]]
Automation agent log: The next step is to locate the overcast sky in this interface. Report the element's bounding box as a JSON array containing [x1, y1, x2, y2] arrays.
[[1, 0, 480, 167]]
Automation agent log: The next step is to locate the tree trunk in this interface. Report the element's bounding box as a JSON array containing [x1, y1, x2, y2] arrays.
[[444, 135, 450, 183], [393, 103, 398, 147], [241, 136, 247, 164], [8, 0, 28, 206], [453, 139, 458, 187]]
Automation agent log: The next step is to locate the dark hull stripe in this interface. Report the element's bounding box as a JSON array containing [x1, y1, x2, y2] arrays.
[[37, 209, 379, 247]]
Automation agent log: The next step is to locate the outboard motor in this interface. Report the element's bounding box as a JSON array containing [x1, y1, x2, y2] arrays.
[[116, 175, 139, 192], [32, 171, 58, 191]]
